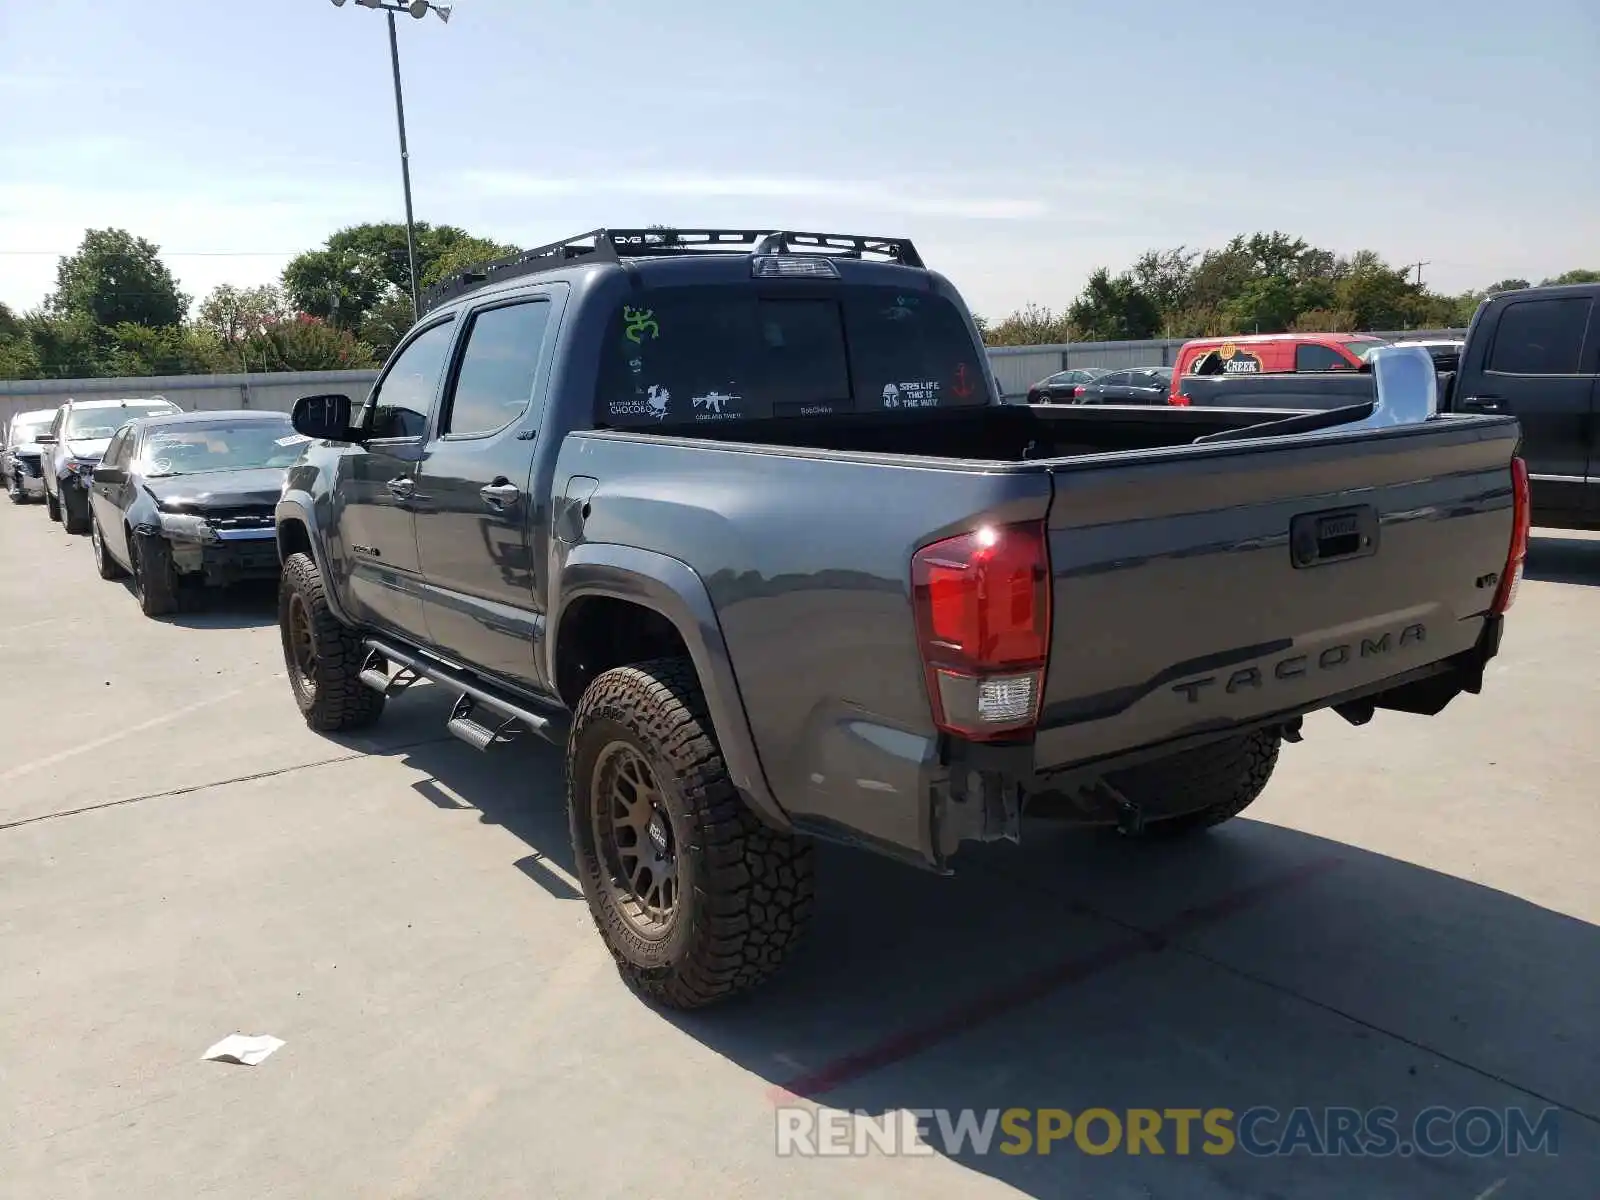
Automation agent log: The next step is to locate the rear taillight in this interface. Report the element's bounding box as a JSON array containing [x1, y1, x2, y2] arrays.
[[1491, 457, 1531, 615], [1169, 391, 1191, 407], [911, 521, 1052, 741]]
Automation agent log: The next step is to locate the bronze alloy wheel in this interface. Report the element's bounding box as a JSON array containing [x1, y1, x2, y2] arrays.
[[590, 740, 678, 938], [286, 591, 319, 690]]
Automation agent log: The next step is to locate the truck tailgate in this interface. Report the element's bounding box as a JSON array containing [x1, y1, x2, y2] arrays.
[[1033, 417, 1520, 772]]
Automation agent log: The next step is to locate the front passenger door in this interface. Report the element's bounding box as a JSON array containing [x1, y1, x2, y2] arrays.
[[414, 293, 560, 689], [90, 426, 135, 565], [339, 317, 457, 640]]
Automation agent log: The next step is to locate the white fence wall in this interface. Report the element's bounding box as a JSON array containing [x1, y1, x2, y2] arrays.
[[0, 370, 380, 432], [3, 328, 1470, 426]]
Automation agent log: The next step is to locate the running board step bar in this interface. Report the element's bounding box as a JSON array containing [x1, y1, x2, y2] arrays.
[[360, 636, 567, 748]]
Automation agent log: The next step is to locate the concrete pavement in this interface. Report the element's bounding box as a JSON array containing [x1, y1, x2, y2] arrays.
[[2, 503, 1597, 1199]]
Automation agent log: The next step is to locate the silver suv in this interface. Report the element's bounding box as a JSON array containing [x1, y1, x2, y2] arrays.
[[2, 408, 57, 504], [42, 396, 181, 532]]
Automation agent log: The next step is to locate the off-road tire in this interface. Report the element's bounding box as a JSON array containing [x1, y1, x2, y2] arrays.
[[61, 486, 90, 535], [46, 487, 61, 522], [129, 533, 179, 617], [568, 658, 815, 1009], [1107, 729, 1282, 838], [278, 551, 385, 732], [91, 515, 126, 580]]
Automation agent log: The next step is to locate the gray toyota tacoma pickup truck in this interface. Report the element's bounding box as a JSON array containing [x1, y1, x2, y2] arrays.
[[275, 228, 1530, 1009]]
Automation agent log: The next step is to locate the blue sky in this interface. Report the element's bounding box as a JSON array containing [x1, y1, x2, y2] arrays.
[[1, 0, 1595, 321]]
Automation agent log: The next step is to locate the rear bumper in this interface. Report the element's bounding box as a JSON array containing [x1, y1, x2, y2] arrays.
[[789, 615, 1503, 872]]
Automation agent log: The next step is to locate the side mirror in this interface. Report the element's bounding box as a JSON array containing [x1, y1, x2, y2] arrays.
[[36, 433, 57, 445], [292, 393, 360, 442], [93, 464, 126, 486]]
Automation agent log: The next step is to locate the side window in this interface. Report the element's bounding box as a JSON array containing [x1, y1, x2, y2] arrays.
[[114, 428, 139, 468], [1487, 298, 1591, 375], [442, 301, 553, 437], [1295, 344, 1348, 372], [102, 429, 129, 469], [363, 319, 456, 439]]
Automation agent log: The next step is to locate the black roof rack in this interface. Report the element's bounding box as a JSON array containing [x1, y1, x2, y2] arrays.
[[418, 227, 925, 313]]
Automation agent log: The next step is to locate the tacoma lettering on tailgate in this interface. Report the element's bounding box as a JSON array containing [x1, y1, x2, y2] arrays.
[[1171, 623, 1427, 704]]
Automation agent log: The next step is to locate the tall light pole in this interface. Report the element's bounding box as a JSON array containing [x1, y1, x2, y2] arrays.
[[330, 0, 452, 321]]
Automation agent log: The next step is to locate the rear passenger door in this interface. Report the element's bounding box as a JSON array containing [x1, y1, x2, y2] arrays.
[[1460, 294, 1596, 519], [414, 289, 562, 690]]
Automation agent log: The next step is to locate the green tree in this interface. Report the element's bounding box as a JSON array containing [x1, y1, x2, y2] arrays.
[[1220, 275, 1299, 334], [1130, 247, 1198, 317], [197, 284, 293, 348], [103, 323, 224, 377], [357, 295, 417, 363], [1540, 269, 1600, 285], [239, 316, 378, 372], [1333, 251, 1424, 329], [1484, 278, 1530, 294], [421, 235, 520, 288], [48, 228, 188, 328], [1067, 268, 1160, 341], [282, 222, 515, 330], [22, 310, 106, 378], [981, 303, 1075, 346]]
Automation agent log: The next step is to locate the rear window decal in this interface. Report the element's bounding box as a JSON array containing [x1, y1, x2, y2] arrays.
[[608, 385, 672, 422], [882, 380, 941, 409], [623, 306, 660, 344], [692, 391, 742, 420]]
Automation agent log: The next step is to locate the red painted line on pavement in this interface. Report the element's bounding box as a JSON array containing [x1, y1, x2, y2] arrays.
[[767, 854, 1344, 1103]]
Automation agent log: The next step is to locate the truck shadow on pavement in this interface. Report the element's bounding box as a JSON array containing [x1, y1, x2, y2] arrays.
[[1525, 533, 1600, 588], [379, 689, 1599, 1198]]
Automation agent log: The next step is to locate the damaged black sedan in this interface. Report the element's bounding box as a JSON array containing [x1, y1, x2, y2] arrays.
[[86, 410, 309, 616]]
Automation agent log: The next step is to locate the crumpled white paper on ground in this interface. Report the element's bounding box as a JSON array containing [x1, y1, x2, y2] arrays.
[[202, 1033, 285, 1066]]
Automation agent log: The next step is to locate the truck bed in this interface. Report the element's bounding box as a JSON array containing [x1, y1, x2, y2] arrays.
[[1179, 369, 1460, 411], [611, 400, 1314, 461], [556, 403, 1521, 867]]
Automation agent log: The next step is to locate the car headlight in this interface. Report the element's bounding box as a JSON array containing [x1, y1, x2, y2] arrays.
[[159, 512, 216, 542]]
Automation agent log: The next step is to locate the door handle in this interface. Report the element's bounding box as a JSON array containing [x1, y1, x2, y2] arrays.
[[1458, 395, 1503, 413], [479, 481, 521, 509], [386, 476, 415, 499]]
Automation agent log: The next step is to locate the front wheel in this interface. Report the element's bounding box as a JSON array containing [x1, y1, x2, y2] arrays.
[[129, 534, 179, 617], [278, 552, 385, 732], [46, 487, 61, 522], [568, 658, 815, 1009], [1106, 729, 1282, 838], [61, 486, 90, 535]]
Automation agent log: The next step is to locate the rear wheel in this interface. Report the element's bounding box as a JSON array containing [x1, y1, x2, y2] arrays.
[[569, 658, 814, 1009], [8, 473, 24, 504], [91, 515, 126, 580], [278, 552, 385, 732], [1107, 729, 1281, 838]]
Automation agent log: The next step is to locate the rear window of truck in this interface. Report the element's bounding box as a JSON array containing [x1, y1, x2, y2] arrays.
[[595, 285, 989, 427]]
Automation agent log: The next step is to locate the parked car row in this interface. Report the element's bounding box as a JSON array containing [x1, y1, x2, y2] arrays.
[[4, 228, 1534, 1013], [3, 396, 306, 614]]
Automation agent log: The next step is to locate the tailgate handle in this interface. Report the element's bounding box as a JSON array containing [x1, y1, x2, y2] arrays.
[[1290, 505, 1378, 568]]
